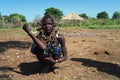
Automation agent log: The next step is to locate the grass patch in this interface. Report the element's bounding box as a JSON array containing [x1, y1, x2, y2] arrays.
[[58, 25, 120, 29], [0, 27, 26, 36], [0, 25, 120, 37]]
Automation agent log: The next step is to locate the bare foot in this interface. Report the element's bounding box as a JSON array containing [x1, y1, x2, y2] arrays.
[[53, 68, 60, 74]]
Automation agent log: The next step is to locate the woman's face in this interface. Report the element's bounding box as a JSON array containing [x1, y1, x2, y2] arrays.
[[42, 18, 54, 34]]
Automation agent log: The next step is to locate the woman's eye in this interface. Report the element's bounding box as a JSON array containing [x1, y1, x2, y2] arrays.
[[43, 23, 53, 25], [43, 23, 47, 25]]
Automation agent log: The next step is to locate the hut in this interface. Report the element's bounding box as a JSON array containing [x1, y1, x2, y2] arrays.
[[61, 12, 84, 26]]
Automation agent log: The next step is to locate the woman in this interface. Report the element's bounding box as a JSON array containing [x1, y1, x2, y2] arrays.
[[22, 14, 67, 73]]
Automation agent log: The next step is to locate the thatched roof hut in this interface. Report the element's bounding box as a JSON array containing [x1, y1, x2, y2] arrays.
[[61, 12, 84, 26], [62, 12, 84, 21]]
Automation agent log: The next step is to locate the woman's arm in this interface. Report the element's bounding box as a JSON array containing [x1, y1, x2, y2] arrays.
[[58, 34, 67, 63], [23, 24, 56, 64], [22, 24, 46, 50]]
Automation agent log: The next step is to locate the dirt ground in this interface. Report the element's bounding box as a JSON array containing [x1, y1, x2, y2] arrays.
[[0, 28, 120, 80]]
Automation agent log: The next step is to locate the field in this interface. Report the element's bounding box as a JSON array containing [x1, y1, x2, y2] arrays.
[[0, 28, 120, 80]]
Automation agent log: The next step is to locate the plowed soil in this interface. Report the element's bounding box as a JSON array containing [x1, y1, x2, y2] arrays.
[[0, 28, 120, 80]]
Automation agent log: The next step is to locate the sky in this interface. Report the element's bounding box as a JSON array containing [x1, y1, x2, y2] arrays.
[[0, 0, 120, 22]]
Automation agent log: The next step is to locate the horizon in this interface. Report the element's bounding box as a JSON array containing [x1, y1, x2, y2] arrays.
[[1, 0, 120, 22]]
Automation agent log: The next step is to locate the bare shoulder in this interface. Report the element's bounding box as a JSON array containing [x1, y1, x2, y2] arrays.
[[58, 33, 66, 45], [58, 33, 65, 40]]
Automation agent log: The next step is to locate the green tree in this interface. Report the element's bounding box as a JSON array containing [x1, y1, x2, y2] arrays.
[[3, 15, 11, 22], [112, 11, 120, 20], [0, 12, 2, 20], [9, 13, 26, 22], [97, 11, 109, 19], [79, 13, 89, 19], [44, 7, 63, 22]]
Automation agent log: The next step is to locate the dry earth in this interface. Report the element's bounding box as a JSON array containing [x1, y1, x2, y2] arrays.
[[0, 28, 120, 80]]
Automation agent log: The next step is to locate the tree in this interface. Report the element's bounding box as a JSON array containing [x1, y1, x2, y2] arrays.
[[32, 14, 42, 27], [97, 11, 109, 19], [112, 11, 120, 20], [44, 7, 63, 22], [9, 13, 26, 22], [79, 13, 89, 19], [0, 12, 2, 20], [3, 15, 11, 22]]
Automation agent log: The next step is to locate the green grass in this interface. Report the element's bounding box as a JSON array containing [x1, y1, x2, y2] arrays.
[[0, 25, 120, 37], [59, 25, 120, 29], [0, 27, 26, 36]]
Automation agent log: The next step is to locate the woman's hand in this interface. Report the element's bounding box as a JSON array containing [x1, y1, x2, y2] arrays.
[[58, 57, 67, 63], [22, 24, 31, 34]]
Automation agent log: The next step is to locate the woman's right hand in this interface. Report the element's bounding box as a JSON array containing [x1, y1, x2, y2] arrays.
[[22, 24, 31, 33]]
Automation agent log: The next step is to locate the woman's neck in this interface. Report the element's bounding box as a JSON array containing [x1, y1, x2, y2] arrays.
[[44, 31, 51, 36]]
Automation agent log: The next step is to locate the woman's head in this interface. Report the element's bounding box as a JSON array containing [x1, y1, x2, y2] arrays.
[[42, 15, 55, 24], [42, 15, 55, 34]]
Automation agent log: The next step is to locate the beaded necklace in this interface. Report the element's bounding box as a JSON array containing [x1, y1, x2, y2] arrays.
[[37, 29, 61, 59]]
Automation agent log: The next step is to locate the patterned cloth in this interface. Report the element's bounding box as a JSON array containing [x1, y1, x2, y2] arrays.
[[31, 29, 62, 60]]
